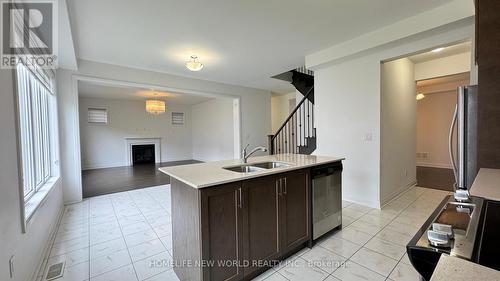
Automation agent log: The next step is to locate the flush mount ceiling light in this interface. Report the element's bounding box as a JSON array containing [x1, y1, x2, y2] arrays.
[[185, 55, 204, 71], [145, 99, 166, 115], [416, 93, 426, 100], [431, 47, 445, 53]]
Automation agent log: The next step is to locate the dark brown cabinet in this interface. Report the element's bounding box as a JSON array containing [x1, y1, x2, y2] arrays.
[[200, 183, 243, 281], [278, 170, 310, 254], [241, 175, 281, 276], [240, 170, 309, 278], [172, 169, 311, 281], [475, 0, 500, 168]]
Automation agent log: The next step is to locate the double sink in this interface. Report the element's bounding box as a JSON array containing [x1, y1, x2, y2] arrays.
[[224, 161, 291, 173]]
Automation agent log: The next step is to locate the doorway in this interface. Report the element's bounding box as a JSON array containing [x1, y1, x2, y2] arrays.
[[380, 41, 473, 202], [77, 79, 240, 197], [415, 73, 470, 191]]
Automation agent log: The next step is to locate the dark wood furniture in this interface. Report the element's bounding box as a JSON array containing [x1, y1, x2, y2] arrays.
[[475, 0, 500, 169], [170, 168, 310, 281]]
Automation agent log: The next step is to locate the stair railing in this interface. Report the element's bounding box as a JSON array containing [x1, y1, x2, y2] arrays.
[[268, 86, 315, 155]]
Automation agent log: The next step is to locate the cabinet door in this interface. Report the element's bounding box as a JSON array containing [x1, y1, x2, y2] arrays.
[[242, 175, 281, 276], [201, 184, 243, 281], [280, 170, 310, 253]]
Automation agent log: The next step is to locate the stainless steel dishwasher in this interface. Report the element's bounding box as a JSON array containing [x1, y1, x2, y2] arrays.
[[312, 163, 343, 240]]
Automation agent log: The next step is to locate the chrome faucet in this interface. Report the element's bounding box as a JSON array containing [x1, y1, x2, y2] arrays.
[[242, 144, 268, 163]]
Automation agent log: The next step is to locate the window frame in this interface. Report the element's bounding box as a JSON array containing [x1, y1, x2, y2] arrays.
[[14, 63, 58, 203]]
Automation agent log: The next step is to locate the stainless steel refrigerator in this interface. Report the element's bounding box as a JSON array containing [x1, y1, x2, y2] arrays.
[[449, 85, 479, 191]]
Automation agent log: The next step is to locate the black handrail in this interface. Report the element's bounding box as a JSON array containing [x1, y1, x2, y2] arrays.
[[272, 86, 313, 141], [268, 86, 314, 154]]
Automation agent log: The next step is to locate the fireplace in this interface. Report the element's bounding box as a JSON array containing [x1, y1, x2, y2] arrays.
[[125, 137, 161, 166], [132, 144, 155, 165]]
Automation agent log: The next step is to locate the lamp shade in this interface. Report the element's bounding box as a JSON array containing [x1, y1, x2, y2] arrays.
[[145, 99, 166, 114]]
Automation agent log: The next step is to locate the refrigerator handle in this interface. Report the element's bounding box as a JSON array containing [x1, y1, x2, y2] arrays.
[[449, 104, 458, 189]]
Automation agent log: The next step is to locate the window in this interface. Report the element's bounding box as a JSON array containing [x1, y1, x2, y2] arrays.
[[171, 112, 185, 126], [16, 63, 55, 200], [88, 107, 108, 124]]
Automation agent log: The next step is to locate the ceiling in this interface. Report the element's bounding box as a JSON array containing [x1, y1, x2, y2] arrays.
[[408, 41, 471, 63], [68, 0, 454, 93], [78, 82, 213, 105]]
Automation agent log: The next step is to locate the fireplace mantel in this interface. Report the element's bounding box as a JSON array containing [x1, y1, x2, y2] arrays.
[[125, 137, 161, 165]]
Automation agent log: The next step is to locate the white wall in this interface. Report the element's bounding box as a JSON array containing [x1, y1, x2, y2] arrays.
[[58, 60, 271, 203], [192, 98, 235, 161], [414, 52, 471, 80], [315, 55, 382, 208], [79, 97, 193, 169], [57, 69, 82, 203], [313, 19, 473, 208], [271, 92, 296, 133], [417, 91, 457, 168], [0, 70, 63, 281], [380, 58, 417, 205]]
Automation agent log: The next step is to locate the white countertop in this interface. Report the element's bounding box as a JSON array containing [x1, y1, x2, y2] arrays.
[[431, 255, 500, 281], [159, 154, 344, 189], [470, 168, 500, 201]]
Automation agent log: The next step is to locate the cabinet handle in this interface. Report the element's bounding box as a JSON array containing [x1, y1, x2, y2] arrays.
[[238, 188, 243, 208], [276, 179, 282, 196], [283, 178, 287, 195]]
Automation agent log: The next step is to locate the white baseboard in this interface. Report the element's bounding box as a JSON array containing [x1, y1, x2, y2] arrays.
[[380, 180, 417, 207], [82, 158, 196, 170], [417, 163, 453, 169], [342, 195, 380, 209], [82, 162, 126, 170], [31, 202, 64, 281]]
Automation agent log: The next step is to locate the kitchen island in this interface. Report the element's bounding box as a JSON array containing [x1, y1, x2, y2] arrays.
[[159, 154, 344, 281]]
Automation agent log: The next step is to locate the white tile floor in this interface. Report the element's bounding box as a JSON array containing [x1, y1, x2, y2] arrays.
[[37, 185, 450, 281]]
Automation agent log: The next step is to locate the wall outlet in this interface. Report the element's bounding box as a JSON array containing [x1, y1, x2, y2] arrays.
[[416, 152, 429, 159], [364, 133, 373, 142], [9, 255, 14, 278]]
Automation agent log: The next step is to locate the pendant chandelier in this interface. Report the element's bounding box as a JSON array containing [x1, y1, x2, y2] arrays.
[[145, 99, 166, 115]]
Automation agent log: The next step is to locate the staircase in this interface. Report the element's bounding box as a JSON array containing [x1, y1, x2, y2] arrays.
[[268, 67, 316, 155]]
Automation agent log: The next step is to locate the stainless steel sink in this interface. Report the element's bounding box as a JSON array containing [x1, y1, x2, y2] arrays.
[[223, 165, 265, 173], [223, 162, 291, 173], [251, 161, 291, 169]]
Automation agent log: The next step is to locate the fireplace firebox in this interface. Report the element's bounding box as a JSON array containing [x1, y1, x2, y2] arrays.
[[132, 144, 155, 165]]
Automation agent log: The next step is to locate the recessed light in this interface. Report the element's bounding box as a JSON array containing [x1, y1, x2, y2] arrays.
[[431, 47, 445, 53]]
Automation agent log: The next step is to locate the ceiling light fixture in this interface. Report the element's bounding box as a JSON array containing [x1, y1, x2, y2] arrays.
[[431, 47, 445, 53], [145, 99, 166, 115], [185, 55, 204, 71], [416, 93, 426, 100]]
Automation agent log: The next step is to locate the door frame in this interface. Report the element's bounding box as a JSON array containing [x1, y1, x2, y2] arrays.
[[68, 74, 242, 203]]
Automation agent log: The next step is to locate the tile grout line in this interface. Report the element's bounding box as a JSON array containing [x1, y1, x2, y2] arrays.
[[127, 188, 173, 280], [322, 187, 431, 280], [40, 203, 79, 280], [384, 190, 447, 280], [275, 204, 374, 281], [108, 193, 141, 281]]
